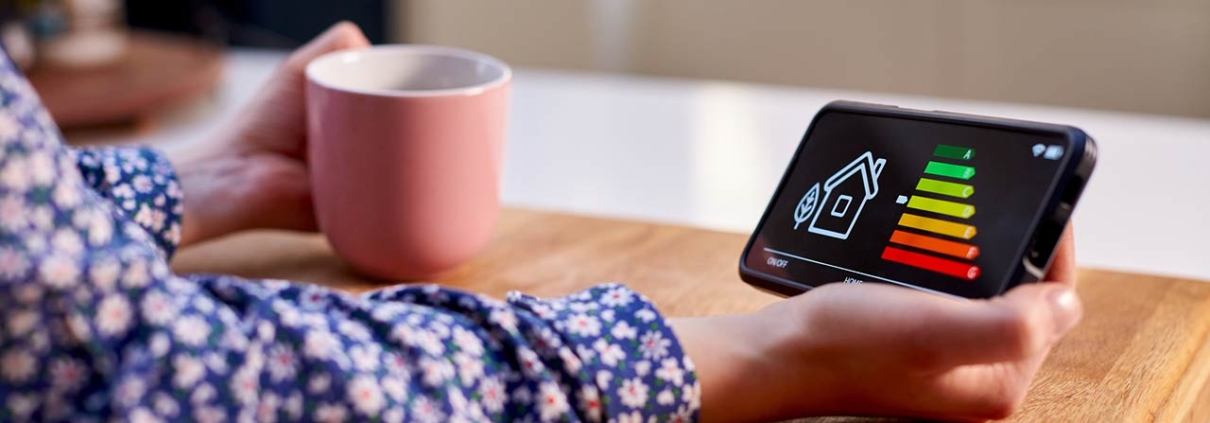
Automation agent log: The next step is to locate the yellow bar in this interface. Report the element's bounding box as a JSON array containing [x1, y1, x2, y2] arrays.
[[898, 213, 977, 240], [916, 178, 974, 199], [907, 196, 976, 219]]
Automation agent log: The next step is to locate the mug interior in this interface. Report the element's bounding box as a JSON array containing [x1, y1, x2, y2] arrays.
[[306, 45, 510, 96]]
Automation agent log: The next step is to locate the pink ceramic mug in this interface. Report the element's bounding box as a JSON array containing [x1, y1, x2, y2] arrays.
[[305, 45, 511, 280]]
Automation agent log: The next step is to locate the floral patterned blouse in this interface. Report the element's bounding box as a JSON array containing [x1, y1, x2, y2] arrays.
[[0, 52, 699, 422]]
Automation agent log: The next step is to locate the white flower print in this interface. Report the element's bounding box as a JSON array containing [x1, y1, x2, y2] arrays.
[[635, 360, 652, 377], [314, 402, 348, 423], [618, 378, 650, 409], [567, 313, 602, 337], [2, 349, 36, 382], [337, 320, 371, 341], [601, 287, 634, 307], [617, 410, 644, 423], [204, 352, 229, 374], [153, 393, 179, 417], [284, 392, 303, 420], [122, 258, 151, 288], [115, 378, 146, 407], [173, 355, 206, 389], [578, 386, 603, 422], [52, 182, 80, 208], [267, 344, 297, 383], [611, 320, 637, 340], [89, 256, 120, 290], [96, 295, 133, 336], [28, 151, 55, 186], [0, 246, 29, 278], [173, 315, 210, 346], [231, 368, 259, 405], [39, 254, 78, 288], [195, 406, 224, 423], [593, 339, 625, 367], [31, 205, 54, 230], [452, 326, 485, 356], [453, 352, 485, 386], [537, 381, 570, 422], [349, 345, 380, 372], [131, 175, 153, 193], [0, 196, 26, 231], [7, 310, 37, 337], [517, 346, 546, 376], [382, 376, 409, 402], [411, 396, 445, 423], [558, 346, 583, 373], [308, 374, 331, 394], [657, 388, 675, 405], [479, 377, 506, 413], [639, 330, 671, 360], [347, 375, 386, 416], [655, 358, 686, 386], [256, 393, 279, 423], [600, 308, 615, 322], [128, 407, 160, 423], [419, 356, 455, 386], [596, 370, 613, 390], [140, 291, 177, 326], [682, 381, 701, 410], [50, 229, 82, 255], [49, 357, 86, 391], [383, 407, 405, 423], [300, 286, 328, 310], [304, 330, 339, 359], [489, 307, 519, 332], [0, 155, 29, 190], [635, 308, 657, 323]]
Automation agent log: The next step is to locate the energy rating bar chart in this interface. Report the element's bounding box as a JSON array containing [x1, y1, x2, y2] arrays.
[[889, 230, 979, 260], [897, 213, 976, 239], [906, 196, 975, 218], [882, 246, 981, 280], [885, 144, 982, 280], [924, 161, 975, 180]]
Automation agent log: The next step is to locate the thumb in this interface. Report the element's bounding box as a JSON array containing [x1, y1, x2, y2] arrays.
[[906, 283, 1082, 367], [284, 21, 372, 75]]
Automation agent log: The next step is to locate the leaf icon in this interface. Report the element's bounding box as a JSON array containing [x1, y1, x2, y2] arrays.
[[794, 183, 820, 230]]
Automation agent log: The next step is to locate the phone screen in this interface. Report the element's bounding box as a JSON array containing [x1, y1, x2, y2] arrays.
[[744, 109, 1073, 298]]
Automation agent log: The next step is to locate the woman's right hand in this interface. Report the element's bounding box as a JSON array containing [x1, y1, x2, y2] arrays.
[[674, 229, 1081, 422]]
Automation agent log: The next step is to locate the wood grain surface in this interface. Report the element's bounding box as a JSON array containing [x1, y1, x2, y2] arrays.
[[173, 208, 1210, 422]]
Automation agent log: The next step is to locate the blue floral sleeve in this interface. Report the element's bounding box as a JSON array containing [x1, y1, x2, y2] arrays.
[[0, 50, 699, 422], [73, 147, 183, 258]]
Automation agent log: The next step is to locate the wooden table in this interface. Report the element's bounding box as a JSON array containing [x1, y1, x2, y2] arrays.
[[173, 209, 1210, 422]]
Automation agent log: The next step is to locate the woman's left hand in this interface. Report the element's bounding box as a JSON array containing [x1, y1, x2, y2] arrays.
[[168, 22, 370, 246]]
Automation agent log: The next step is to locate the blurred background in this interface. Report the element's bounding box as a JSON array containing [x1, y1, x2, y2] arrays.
[[1, 0, 1207, 280]]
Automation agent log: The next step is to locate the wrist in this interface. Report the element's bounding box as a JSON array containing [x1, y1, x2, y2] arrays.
[[166, 144, 254, 246]]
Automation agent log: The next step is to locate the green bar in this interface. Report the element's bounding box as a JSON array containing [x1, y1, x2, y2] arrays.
[[916, 178, 974, 199], [907, 196, 976, 219], [934, 144, 975, 160], [924, 161, 975, 180]]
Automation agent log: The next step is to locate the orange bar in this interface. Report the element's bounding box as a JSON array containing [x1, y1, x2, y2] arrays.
[[889, 230, 980, 260]]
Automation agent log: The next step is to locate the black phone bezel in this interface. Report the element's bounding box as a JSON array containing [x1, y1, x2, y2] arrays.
[[739, 100, 1098, 298]]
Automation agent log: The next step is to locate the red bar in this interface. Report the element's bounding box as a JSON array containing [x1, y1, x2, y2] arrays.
[[881, 246, 980, 281]]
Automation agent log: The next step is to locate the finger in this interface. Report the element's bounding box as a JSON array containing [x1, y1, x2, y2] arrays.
[[1044, 223, 1077, 285], [904, 283, 1082, 367], [284, 21, 372, 73]]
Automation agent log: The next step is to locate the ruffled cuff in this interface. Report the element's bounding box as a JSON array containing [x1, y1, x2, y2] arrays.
[[74, 146, 183, 258], [508, 283, 701, 422]]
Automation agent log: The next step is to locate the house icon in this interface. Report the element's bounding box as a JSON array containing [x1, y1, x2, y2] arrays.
[[807, 151, 887, 240]]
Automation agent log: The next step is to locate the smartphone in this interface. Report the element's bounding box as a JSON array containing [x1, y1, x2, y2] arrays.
[[740, 101, 1096, 299]]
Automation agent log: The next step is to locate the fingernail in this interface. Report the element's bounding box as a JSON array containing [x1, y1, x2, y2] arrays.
[[1047, 287, 1081, 335]]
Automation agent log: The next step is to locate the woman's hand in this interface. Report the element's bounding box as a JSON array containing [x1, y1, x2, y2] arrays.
[[168, 22, 370, 246], [674, 228, 1081, 422]]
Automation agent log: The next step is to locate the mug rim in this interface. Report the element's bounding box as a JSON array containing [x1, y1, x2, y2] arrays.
[[305, 44, 512, 98]]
